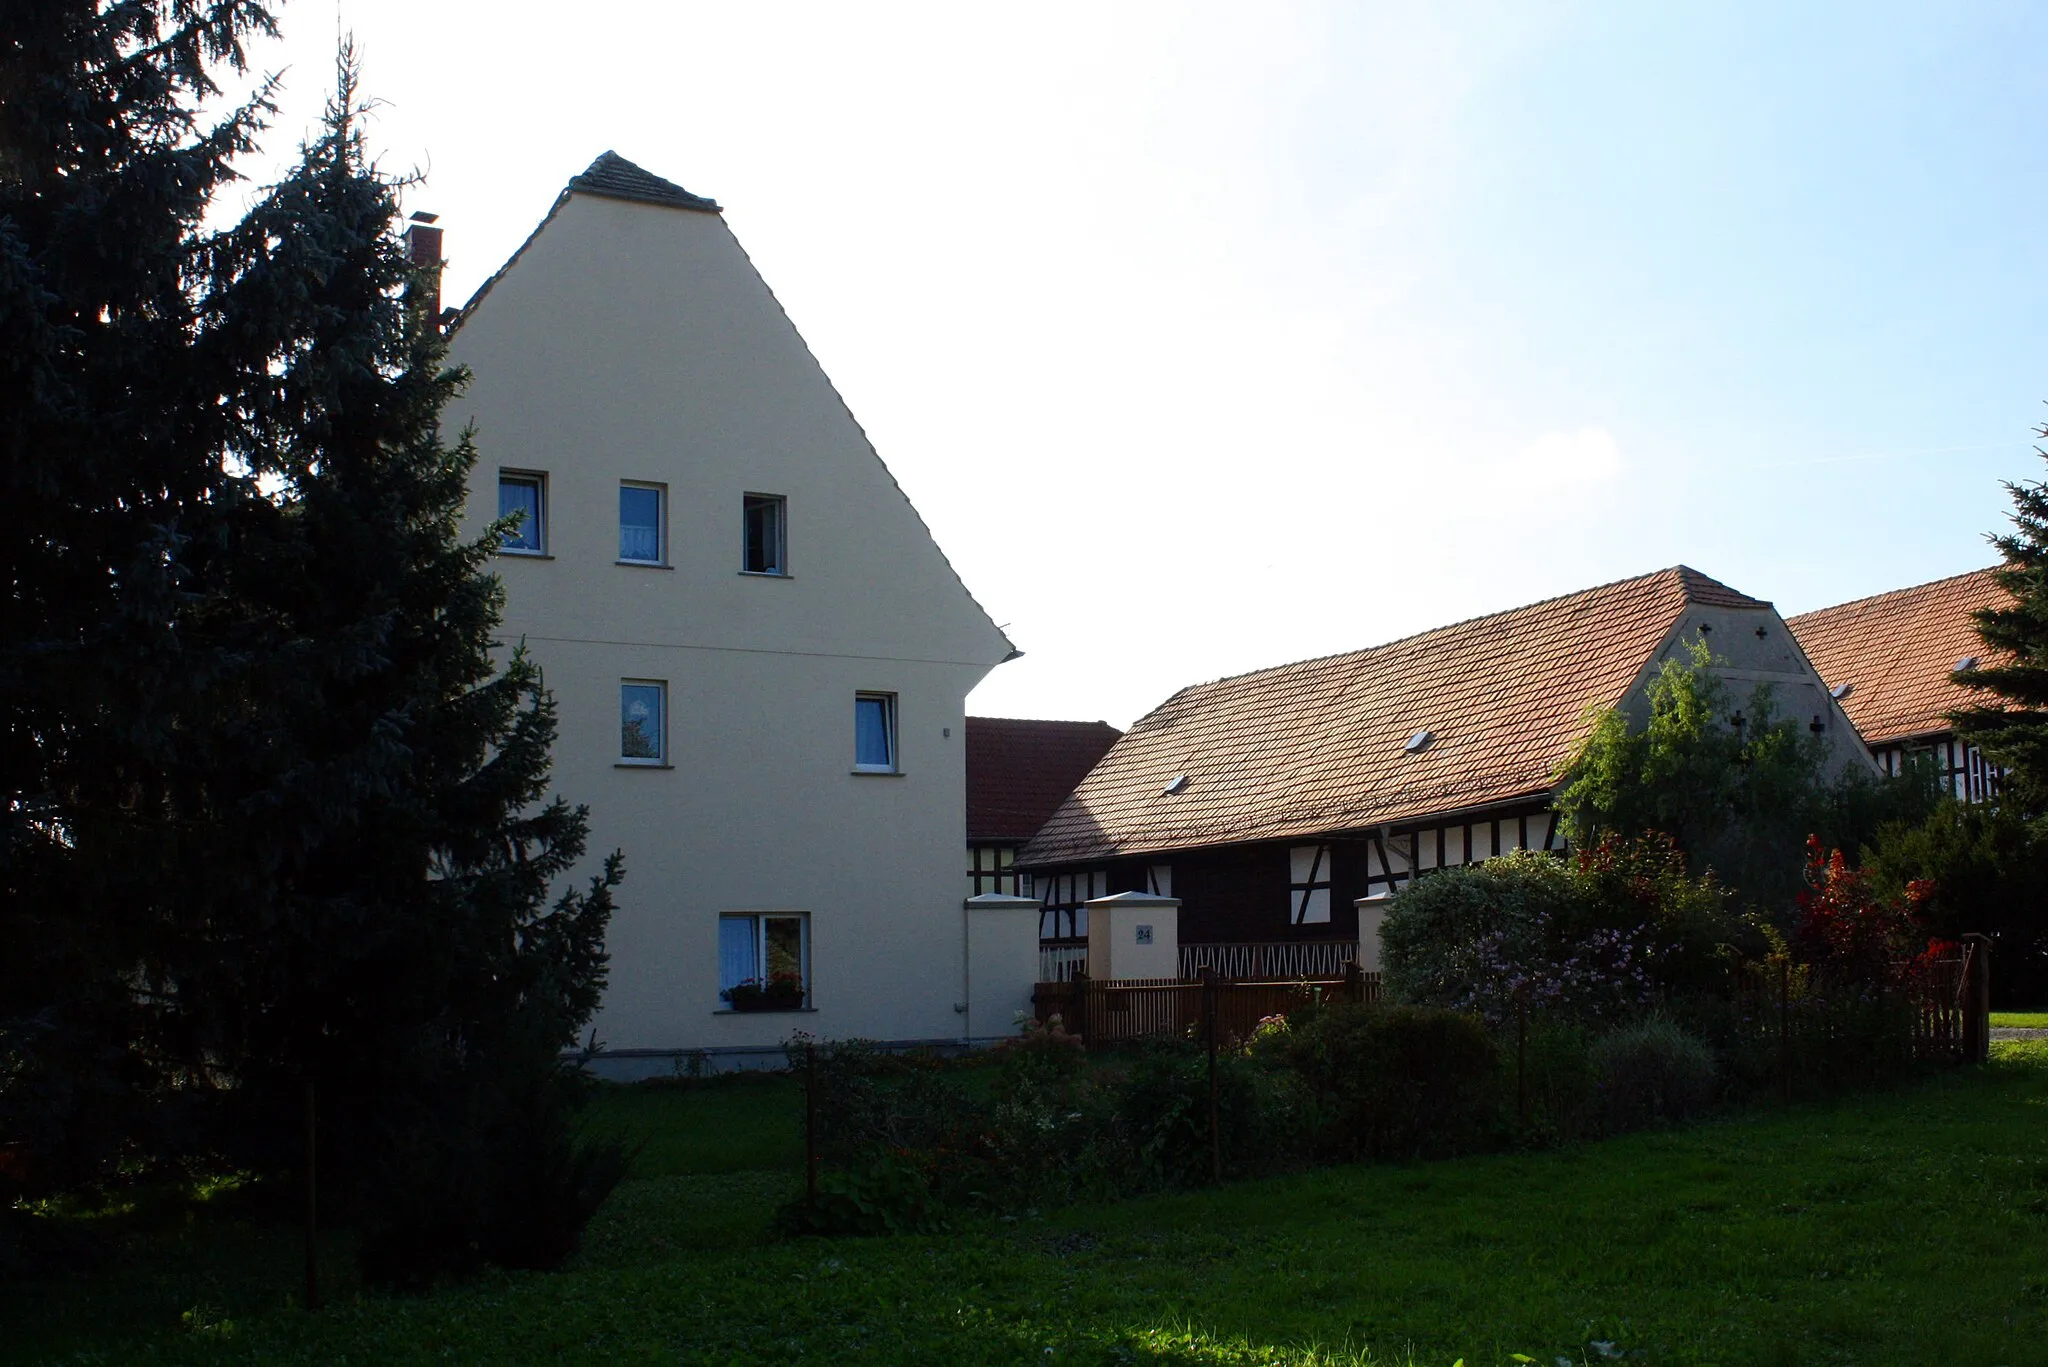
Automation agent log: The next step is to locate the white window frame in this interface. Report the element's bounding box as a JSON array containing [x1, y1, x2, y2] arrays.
[[742, 492, 788, 576], [498, 470, 547, 555], [619, 679, 667, 765], [717, 912, 810, 1011], [853, 691, 898, 773], [618, 480, 666, 566]]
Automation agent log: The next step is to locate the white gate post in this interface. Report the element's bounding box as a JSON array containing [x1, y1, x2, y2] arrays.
[[963, 893, 1042, 1041], [1085, 891, 1181, 980]]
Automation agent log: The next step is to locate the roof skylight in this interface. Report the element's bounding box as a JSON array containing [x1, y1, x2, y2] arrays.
[[1162, 774, 1190, 796], [1829, 682, 1853, 700], [1404, 729, 1435, 755], [1956, 656, 1980, 672]]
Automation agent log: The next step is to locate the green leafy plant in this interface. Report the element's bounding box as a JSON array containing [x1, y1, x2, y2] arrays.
[[1280, 1004, 1500, 1160], [1589, 1017, 1719, 1133]]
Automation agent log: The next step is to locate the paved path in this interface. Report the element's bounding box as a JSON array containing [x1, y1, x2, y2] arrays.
[[1991, 1027, 2048, 1040]]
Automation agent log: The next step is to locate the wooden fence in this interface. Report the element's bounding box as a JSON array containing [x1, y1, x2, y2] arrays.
[[1732, 944, 1988, 1068], [1033, 966, 1382, 1046]]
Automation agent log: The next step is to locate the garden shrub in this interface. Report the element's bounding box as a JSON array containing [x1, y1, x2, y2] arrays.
[[773, 1152, 945, 1237], [1503, 1017, 1598, 1146], [356, 1067, 633, 1288], [1380, 838, 1759, 1027], [1589, 1018, 1717, 1133], [1105, 1038, 1307, 1187], [1281, 1004, 1499, 1160]]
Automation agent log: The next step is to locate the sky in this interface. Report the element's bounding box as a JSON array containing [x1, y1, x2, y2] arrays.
[[227, 1, 2048, 727]]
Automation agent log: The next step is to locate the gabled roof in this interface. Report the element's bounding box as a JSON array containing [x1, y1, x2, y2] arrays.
[[453, 152, 720, 326], [1787, 568, 2009, 747], [967, 717, 1123, 842], [1019, 567, 1769, 867], [567, 151, 722, 212]]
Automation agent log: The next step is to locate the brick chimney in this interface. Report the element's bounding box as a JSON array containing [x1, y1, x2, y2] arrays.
[[405, 211, 444, 318]]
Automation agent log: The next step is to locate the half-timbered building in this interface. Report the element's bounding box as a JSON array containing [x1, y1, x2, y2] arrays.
[[1018, 567, 1876, 972], [1787, 567, 2010, 803], [965, 717, 1121, 899]]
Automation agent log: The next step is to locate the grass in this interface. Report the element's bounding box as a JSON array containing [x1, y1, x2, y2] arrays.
[[1992, 1011, 2048, 1029], [10, 1047, 2048, 1365]]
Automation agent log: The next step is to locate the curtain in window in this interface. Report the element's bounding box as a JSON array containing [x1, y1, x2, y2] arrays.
[[621, 684, 664, 760], [619, 486, 660, 561], [499, 478, 541, 550], [855, 695, 891, 768], [719, 917, 758, 992]]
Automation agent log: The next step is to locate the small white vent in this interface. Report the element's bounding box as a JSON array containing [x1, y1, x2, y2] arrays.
[[1956, 656, 1980, 673], [1404, 729, 1435, 755], [1161, 774, 1190, 796], [1829, 682, 1853, 700]]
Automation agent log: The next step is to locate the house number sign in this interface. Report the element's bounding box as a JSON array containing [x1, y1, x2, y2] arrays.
[[1135, 924, 1153, 945]]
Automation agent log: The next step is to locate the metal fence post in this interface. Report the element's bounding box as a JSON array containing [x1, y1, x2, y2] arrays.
[[1515, 993, 1529, 1131], [303, 1079, 319, 1312], [1777, 957, 1791, 1106], [1203, 969, 1221, 1184], [805, 1042, 819, 1214]]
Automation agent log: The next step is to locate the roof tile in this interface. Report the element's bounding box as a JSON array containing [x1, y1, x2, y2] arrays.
[[1020, 566, 1764, 866], [1787, 568, 2008, 747], [567, 151, 721, 212], [967, 717, 1122, 841]]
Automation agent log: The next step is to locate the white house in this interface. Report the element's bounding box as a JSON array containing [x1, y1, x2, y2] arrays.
[[440, 153, 1019, 1069]]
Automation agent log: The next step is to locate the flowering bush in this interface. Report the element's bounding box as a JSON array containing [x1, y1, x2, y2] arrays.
[[1381, 838, 1757, 1025], [1792, 836, 1936, 988]]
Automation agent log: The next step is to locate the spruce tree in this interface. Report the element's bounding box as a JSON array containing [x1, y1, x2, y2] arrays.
[[1952, 446, 2048, 814], [0, 0, 279, 1190], [194, 55, 624, 1280]]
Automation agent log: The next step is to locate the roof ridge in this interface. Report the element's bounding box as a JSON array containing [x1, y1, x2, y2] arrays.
[[566, 150, 722, 212], [969, 715, 1119, 727], [1786, 565, 2005, 623], [1175, 565, 1746, 695]]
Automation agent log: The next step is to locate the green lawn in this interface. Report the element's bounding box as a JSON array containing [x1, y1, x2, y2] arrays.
[[10, 1048, 2048, 1365], [1993, 1011, 2048, 1029]]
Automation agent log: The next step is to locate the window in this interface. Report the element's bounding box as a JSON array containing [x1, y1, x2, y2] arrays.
[[499, 472, 545, 553], [718, 913, 809, 1010], [854, 692, 896, 772], [1289, 844, 1332, 925], [743, 493, 786, 575], [619, 482, 664, 564], [620, 681, 666, 764]]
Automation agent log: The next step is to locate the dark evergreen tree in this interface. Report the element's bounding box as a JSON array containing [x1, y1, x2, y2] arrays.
[[1953, 444, 2048, 814], [0, 0, 279, 1194], [190, 56, 625, 1280], [3, 9, 624, 1276]]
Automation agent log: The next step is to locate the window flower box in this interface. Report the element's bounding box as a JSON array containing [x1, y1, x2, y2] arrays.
[[721, 974, 807, 1012]]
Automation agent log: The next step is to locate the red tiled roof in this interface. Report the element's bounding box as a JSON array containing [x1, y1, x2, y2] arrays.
[[1020, 567, 1770, 867], [1787, 568, 2009, 747], [966, 717, 1123, 842]]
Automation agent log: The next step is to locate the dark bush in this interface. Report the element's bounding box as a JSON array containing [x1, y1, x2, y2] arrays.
[[1105, 1038, 1308, 1187], [773, 1153, 945, 1237], [1281, 1004, 1499, 1160], [1589, 1018, 1718, 1132], [356, 1068, 632, 1289], [1504, 1017, 1598, 1146]]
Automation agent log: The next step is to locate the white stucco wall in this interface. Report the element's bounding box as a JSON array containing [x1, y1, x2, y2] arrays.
[[1630, 603, 1878, 779], [446, 188, 1012, 1053]]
